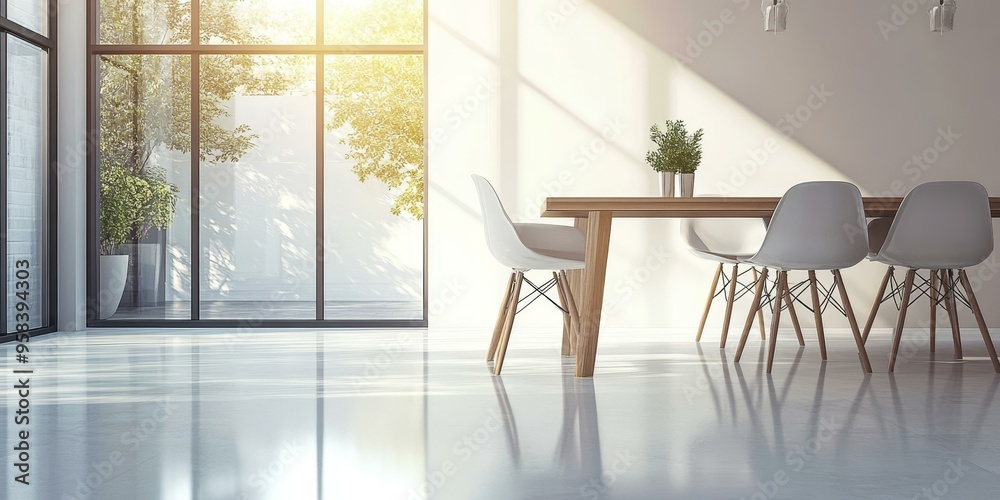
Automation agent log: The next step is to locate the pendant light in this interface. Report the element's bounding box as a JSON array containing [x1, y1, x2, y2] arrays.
[[761, 0, 789, 33], [929, 0, 957, 33]]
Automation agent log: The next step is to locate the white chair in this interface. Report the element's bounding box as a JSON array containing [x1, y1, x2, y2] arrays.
[[862, 217, 958, 356], [733, 181, 874, 374], [862, 181, 1000, 373], [681, 216, 772, 348], [472, 175, 586, 375]]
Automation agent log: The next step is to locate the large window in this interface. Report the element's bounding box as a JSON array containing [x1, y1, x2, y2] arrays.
[[88, 0, 426, 326], [2, 2, 56, 341]]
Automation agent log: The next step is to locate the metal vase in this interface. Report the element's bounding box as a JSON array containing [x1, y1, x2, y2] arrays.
[[658, 171, 676, 197], [680, 173, 696, 198]]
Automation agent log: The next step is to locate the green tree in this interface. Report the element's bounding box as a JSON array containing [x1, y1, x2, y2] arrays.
[[98, 0, 296, 251], [326, 0, 425, 219]]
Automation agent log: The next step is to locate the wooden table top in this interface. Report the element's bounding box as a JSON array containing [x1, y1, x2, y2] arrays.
[[541, 197, 1000, 219]]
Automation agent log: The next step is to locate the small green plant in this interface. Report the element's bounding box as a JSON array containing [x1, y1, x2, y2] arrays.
[[99, 166, 179, 255], [646, 119, 704, 174]]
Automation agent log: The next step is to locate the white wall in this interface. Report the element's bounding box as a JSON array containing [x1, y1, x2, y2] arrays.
[[427, 0, 1000, 330], [57, 0, 87, 332]]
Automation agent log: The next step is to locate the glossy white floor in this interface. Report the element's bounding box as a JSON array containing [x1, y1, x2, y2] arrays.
[[2, 326, 1000, 500]]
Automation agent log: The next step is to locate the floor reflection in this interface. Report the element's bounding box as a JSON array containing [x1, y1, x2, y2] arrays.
[[3, 329, 1000, 499]]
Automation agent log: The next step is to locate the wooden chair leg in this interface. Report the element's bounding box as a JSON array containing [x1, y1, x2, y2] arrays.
[[720, 264, 740, 348], [835, 270, 874, 374], [944, 269, 964, 359], [766, 272, 787, 374], [560, 270, 582, 356], [696, 263, 723, 343], [753, 268, 767, 340], [808, 271, 828, 361], [783, 276, 805, 347], [555, 272, 572, 357], [958, 270, 1000, 373], [862, 267, 893, 344], [736, 268, 769, 363], [889, 270, 916, 373], [929, 270, 938, 353], [494, 272, 524, 375], [487, 272, 516, 361]]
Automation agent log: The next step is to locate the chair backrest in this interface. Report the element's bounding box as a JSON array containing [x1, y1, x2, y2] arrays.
[[471, 175, 533, 269], [680, 195, 767, 257], [877, 181, 994, 269], [751, 181, 869, 270]]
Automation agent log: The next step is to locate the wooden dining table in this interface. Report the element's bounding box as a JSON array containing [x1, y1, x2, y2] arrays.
[[541, 196, 1000, 378]]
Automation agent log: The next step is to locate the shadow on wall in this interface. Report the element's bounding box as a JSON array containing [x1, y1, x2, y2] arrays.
[[427, 0, 1000, 329]]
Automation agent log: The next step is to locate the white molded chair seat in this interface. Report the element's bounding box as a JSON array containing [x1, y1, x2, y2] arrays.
[[472, 175, 585, 375], [863, 181, 999, 373], [514, 223, 586, 265], [735, 181, 873, 374]]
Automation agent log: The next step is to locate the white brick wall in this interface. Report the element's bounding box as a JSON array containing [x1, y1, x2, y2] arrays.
[[6, 37, 46, 331]]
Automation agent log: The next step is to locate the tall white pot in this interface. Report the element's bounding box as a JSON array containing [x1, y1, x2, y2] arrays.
[[658, 171, 676, 197], [100, 254, 129, 320], [679, 173, 696, 198]]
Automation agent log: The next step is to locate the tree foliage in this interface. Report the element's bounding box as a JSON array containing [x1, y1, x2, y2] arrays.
[[98, 0, 295, 252], [99, 0, 426, 246], [327, 0, 425, 219]]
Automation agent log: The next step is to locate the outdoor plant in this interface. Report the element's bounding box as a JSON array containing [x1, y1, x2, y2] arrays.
[[99, 166, 179, 255], [646, 119, 705, 174]]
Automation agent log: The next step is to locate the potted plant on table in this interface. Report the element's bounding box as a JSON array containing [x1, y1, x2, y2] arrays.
[[646, 119, 704, 197], [99, 166, 179, 319]]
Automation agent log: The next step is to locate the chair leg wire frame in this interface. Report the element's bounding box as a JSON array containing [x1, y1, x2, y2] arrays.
[[734, 269, 873, 374], [489, 270, 580, 375], [695, 264, 768, 348], [865, 267, 1000, 373]]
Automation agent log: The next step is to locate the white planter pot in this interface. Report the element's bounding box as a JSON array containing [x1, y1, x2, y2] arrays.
[[658, 171, 676, 197], [100, 254, 129, 320], [680, 173, 696, 198]]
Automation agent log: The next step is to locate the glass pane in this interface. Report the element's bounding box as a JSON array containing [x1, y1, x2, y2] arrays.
[[99, 0, 191, 44], [324, 55, 424, 320], [325, 0, 424, 45], [98, 54, 192, 321], [200, 55, 316, 320], [6, 36, 48, 332], [7, 0, 48, 36], [201, 0, 316, 45]]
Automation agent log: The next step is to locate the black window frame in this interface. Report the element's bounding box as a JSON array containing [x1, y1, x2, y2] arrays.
[[85, 0, 429, 328], [1, 0, 58, 343]]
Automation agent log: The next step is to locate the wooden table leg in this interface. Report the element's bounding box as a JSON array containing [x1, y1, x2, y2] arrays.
[[575, 211, 613, 378]]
